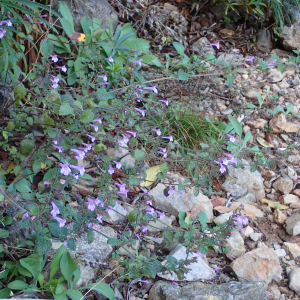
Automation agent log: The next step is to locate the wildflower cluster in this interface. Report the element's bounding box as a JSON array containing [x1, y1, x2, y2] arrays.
[[0, 19, 12, 39], [49, 53, 68, 89]]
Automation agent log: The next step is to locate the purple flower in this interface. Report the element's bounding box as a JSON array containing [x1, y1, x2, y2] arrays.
[[108, 165, 115, 175], [56, 65, 67, 72], [158, 151, 167, 158], [135, 233, 140, 240], [92, 118, 102, 124], [133, 59, 142, 67], [162, 136, 174, 142], [245, 56, 254, 63], [71, 173, 79, 180], [59, 162, 72, 176], [142, 225, 148, 233], [115, 182, 129, 197], [54, 216, 66, 228], [25, 14, 30, 20], [85, 197, 101, 211], [97, 214, 103, 223], [22, 212, 29, 219], [214, 160, 227, 174], [226, 134, 236, 143], [105, 205, 113, 213], [156, 210, 165, 220], [146, 199, 153, 206], [51, 202, 60, 217], [135, 108, 146, 117], [70, 164, 85, 176], [93, 223, 100, 230], [49, 54, 58, 62], [146, 207, 155, 216], [90, 123, 98, 132], [50, 75, 59, 89], [40, 14, 48, 18], [60, 179, 66, 184], [144, 85, 158, 93], [105, 56, 114, 63], [159, 99, 169, 106], [44, 181, 50, 185], [53, 145, 64, 153], [168, 185, 175, 196], [87, 134, 95, 142], [81, 143, 92, 152], [158, 147, 167, 152], [267, 61, 275, 67], [172, 281, 179, 286], [234, 215, 248, 226], [195, 251, 204, 257], [139, 279, 149, 284], [114, 161, 122, 169], [126, 130, 137, 137], [214, 268, 220, 274], [210, 42, 220, 49], [70, 148, 86, 160], [140, 187, 149, 194], [0, 29, 6, 39], [152, 128, 162, 136], [97, 75, 108, 82]]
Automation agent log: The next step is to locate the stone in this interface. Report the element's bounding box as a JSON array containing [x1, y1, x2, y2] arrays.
[[104, 203, 129, 224], [267, 283, 281, 300], [214, 212, 233, 224], [285, 212, 300, 236], [222, 159, 265, 201], [283, 242, 300, 260], [261, 169, 276, 179], [257, 28, 272, 52], [107, 147, 129, 159], [190, 37, 215, 56], [274, 210, 287, 225], [120, 154, 136, 169], [149, 173, 213, 221], [225, 232, 246, 260], [281, 194, 300, 205], [246, 119, 268, 129], [241, 203, 264, 220], [270, 113, 287, 133], [289, 267, 300, 296], [217, 53, 244, 66], [242, 88, 260, 99], [250, 232, 262, 242], [273, 177, 293, 195], [119, 240, 140, 257], [244, 226, 254, 237], [148, 280, 268, 300], [280, 21, 300, 51], [284, 122, 299, 133], [210, 197, 227, 207], [147, 216, 172, 232], [271, 48, 291, 57], [275, 249, 286, 258], [51, 225, 116, 287], [237, 193, 256, 204], [268, 69, 285, 83], [164, 3, 178, 11], [157, 245, 216, 281], [287, 155, 300, 164], [230, 247, 282, 284], [52, 0, 118, 33]]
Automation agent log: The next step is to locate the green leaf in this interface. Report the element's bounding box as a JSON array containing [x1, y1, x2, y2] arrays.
[[15, 179, 31, 193], [3, 216, 12, 226], [178, 69, 188, 81], [67, 239, 76, 251], [278, 64, 286, 73], [87, 230, 94, 244], [246, 103, 257, 109], [60, 252, 78, 289], [20, 139, 34, 155], [20, 253, 46, 280], [141, 55, 164, 68], [17, 262, 32, 277], [198, 211, 208, 229], [79, 282, 115, 300], [228, 116, 242, 138], [164, 231, 174, 243], [0, 288, 10, 298], [81, 16, 92, 35], [35, 238, 52, 255], [80, 109, 94, 123], [129, 175, 140, 186], [59, 102, 74, 116], [160, 162, 169, 174], [173, 42, 185, 58], [50, 245, 67, 281], [7, 280, 29, 290], [55, 284, 65, 295], [134, 149, 145, 162], [65, 289, 84, 300], [241, 131, 253, 149], [0, 269, 9, 279], [107, 238, 121, 246], [43, 168, 58, 183], [286, 103, 294, 114], [14, 85, 27, 102], [225, 75, 234, 88], [128, 210, 137, 223], [59, 1, 74, 34]]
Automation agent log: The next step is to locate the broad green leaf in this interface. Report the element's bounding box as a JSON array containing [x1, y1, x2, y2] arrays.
[[55, 284, 65, 295], [16, 262, 33, 277], [79, 282, 115, 300], [7, 280, 29, 290], [14, 85, 27, 102], [256, 91, 263, 108], [59, 1, 74, 34], [15, 179, 31, 193], [80, 109, 94, 123], [20, 253, 46, 280], [286, 103, 294, 114], [225, 75, 234, 87], [198, 211, 208, 229], [81, 16, 92, 35], [246, 103, 257, 109], [60, 252, 78, 288], [228, 116, 242, 138], [160, 162, 169, 173], [59, 102, 74, 116], [129, 175, 139, 186], [3, 216, 12, 226], [0, 288, 10, 298], [128, 210, 137, 223], [0, 269, 9, 279], [65, 289, 84, 300], [134, 149, 145, 162], [141, 55, 164, 68], [20, 139, 34, 155], [173, 42, 185, 58], [50, 244, 67, 280], [178, 69, 188, 81], [87, 230, 94, 244], [107, 238, 121, 246]]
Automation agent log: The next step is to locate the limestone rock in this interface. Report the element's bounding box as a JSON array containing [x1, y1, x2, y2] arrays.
[[237, 193, 256, 204], [285, 212, 300, 236], [217, 53, 244, 66], [225, 232, 246, 260], [230, 247, 282, 284], [273, 177, 293, 195], [104, 203, 129, 224], [222, 159, 265, 201], [148, 280, 268, 300], [150, 173, 213, 221], [280, 194, 300, 205], [267, 69, 285, 83], [274, 210, 287, 225], [280, 21, 300, 51], [289, 268, 300, 296], [157, 245, 216, 281], [257, 28, 271, 52], [246, 119, 268, 129], [148, 216, 172, 232], [190, 37, 215, 56], [282, 242, 300, 260], [214, 212, 233, 225]]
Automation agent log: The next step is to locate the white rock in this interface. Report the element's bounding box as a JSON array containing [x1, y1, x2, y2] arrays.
[[148, 216, 172, 232], [214, 212, 233, 224], [244, 226, 254, 237], [282, 242, 300, 260], [104, 203, 129, 224], [157, 244, 216, 281], [225, 232, 246, 260], [250, 232, 262, 242], [289, 267, 300, 296], [275, 249, 286, 258], [285, 212, 300, 236]]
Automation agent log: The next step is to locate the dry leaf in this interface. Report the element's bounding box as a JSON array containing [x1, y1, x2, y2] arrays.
[[140, 165, 161, 187], [257, 136, 274, 148], [70, 32, 86, 42], [214, 202, 241, 213], [261, 198, 289, 210]]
